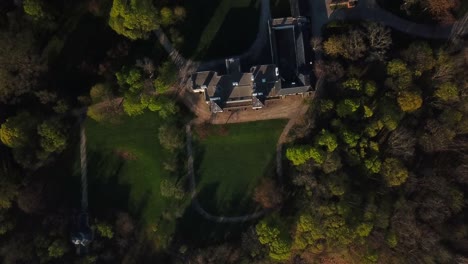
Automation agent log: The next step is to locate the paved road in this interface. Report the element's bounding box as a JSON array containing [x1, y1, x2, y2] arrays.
[[309, 0, 467, 39]]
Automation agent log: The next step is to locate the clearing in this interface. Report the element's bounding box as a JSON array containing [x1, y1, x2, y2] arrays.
[[193, 119, 287, 215], [84, 111, 188, 247]]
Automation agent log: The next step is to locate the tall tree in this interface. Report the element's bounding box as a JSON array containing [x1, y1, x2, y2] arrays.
[[109, 0, 159, 40]]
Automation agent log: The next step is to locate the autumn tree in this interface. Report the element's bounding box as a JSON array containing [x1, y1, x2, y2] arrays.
[[397, 90, 423, 112], [380, 158, 409, 186], [253, 178, 283, 209], [109, 0, 159, 40], [424, 0, 458, 23], [0, 30, 46, 103], [0, 112, 36, 148], [323, 35, 344, 57], [402, 42, 435, 76]]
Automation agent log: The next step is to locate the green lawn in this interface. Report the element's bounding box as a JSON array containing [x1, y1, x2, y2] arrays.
[[179, 0, 260, 59], [194, 119, 287, 215], [84, 112, 188, 246]]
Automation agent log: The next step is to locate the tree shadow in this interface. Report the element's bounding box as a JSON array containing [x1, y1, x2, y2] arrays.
[[203, 4, 260, 59], [171, 183, 254, 247]]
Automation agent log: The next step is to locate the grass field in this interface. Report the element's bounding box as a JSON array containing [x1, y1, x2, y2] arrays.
[[179, 0, 261, 59], [193, 119, 287, 215], [84, 112, 188, 246]]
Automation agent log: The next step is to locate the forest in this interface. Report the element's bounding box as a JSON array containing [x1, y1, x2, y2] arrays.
[[0, 0, 467, 263]]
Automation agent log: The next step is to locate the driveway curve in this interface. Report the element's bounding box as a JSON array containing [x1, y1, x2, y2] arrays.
[[185, 123, 271, 223]]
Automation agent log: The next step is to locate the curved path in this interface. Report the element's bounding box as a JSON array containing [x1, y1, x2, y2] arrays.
[[185, 123, 271, 223], [310, 0, 467, 39]]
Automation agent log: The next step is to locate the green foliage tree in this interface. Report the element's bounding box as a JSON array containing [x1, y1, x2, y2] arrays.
[[286, 146, 325, 166], [160, 179, 184, 199], [317, 129, 338, 152], [336, 99, 360, 117], [154, 61, 177, 93], [397, 90, 423, 112], [339, 129, 360, 148], [96, 223, 114, 239], [47, 239, 68, 258], [365, 81, 377, 97], [319, 99, 334, 113], [386, 60, 412, 90], [255, 220, 291, 261], [109, 0, 159, 40], [364, 155, 382, 174], [159, 7, 175, 26], [158, 124, 183, 152], [23, 0, 48, 20], [343, 78, 362, 91], [356, 223, 373, 237], [434, 82, 459, 102], [381, 158, 409, 186], [379, 101, 403, 131], [37, 120, 67, 154]]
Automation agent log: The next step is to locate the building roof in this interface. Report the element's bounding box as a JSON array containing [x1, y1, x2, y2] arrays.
[[228, 85, 253, 100], [276, 86, 311, 95]]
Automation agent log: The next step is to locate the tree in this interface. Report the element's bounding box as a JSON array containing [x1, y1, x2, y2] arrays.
[[317, 129, 338, 152], [386, 60, 412, 90], [286, 146, 325, 166], [402, 42, 435, 75], [322, 152, 342, 174], [158, 124, 183, 152], [336, 99, 360, 117], [318, 99, 334, 113], [159, 7, 175, 26], [0, 112, 35, 148], [173, 6, 187, 22], [17, 182, 45, 214], [387, 128, 416, 158], [434, 82, 459, 102], [253, 179, 283, 209], [339, 129, 360, 148], [37, 120, 67, 154], [397, 90, 423, 112], [380, 158, 408, 186], [96, 222, 114, 239], [364, 23, 392, 60], [0, 159, 19, 210], [23, 0, 49, 21], [160, 179, 184, 199], [342, 30, 367, 61], [109, 0, 159, 40], [47, 239, 68, 258], [255, 220, 291, 261], [323, 35, 344, 57], [424, 0, 457, 23], [0, 30, 46, 103]]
